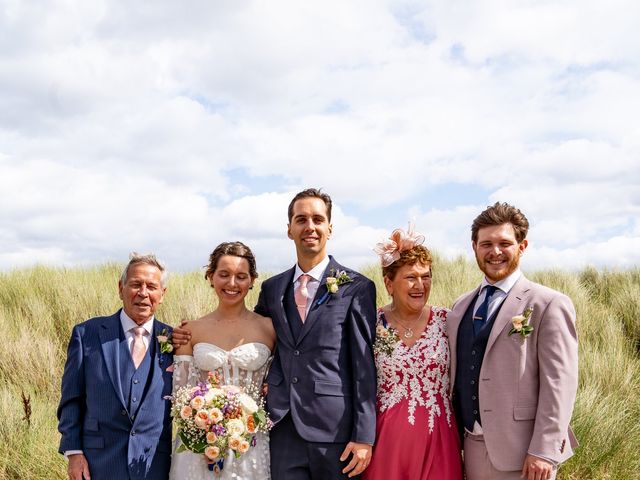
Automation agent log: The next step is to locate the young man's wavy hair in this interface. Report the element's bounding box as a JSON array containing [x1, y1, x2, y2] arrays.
[[471, 202, 529, 243]]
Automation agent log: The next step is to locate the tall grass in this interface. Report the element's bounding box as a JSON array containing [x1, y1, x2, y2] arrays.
[[1, 260, 638, 479]]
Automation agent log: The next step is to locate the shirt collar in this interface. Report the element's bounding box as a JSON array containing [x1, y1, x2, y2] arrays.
[[480, 268, 522, 294], [120, 309, 154, 335], [293, 255, 330, 283]]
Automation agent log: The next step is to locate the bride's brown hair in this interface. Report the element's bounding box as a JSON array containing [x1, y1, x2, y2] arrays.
[[204, 241, 258, 281]]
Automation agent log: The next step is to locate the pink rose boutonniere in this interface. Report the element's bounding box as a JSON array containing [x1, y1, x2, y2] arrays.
[[508, 306, 534, 339], [157, 328, 174, 354]]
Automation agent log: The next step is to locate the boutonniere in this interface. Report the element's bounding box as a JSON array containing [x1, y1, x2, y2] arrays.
[[316, 269, 353, 305], [508, 306, 534, 339], [157, 328, 174, 354], [373, 324, 400, 357]]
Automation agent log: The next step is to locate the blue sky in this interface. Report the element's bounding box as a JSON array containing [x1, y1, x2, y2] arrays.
[[0, 0, 639, 274]]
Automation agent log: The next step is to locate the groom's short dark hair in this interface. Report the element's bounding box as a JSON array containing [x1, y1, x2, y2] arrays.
[[288, 188, 333, 223]]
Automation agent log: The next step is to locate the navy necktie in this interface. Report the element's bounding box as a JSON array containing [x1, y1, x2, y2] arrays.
[[473, 285, 499, 335]]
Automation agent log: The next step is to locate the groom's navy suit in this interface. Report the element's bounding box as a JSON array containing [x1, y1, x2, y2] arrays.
[[255, 256, 377, 478], [57, 310, 173, 480]]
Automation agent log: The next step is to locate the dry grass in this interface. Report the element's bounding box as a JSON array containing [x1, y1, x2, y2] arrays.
[[1, 260, 638, 479]]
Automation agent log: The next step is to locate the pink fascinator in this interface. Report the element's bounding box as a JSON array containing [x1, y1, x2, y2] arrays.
[[373, 223, 425, 267]]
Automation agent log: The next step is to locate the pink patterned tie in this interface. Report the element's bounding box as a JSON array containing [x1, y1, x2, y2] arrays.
[[131, 326, 147, 369], [294, 274, 311, 322]]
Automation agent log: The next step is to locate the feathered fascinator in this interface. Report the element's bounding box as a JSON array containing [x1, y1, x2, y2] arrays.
[[373, 223, 425, 267]]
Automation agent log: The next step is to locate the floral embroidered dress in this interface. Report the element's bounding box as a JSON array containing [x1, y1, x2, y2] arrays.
[[363, 307, 462, 480]]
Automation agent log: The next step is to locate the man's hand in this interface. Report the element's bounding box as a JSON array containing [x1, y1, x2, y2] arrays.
[[340, 441, 372, 478], [522, 454, 555, 480], [68, 453, 91, 480], [171, 319, 191, 347]]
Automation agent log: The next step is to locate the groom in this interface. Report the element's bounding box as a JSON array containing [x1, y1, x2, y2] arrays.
[[57, 253, 174, 480], [256, 188, 377, 479], [448, 203, 578, 480]]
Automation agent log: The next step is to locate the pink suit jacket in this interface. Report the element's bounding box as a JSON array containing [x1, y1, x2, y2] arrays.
[[448, 275, 579, 471]]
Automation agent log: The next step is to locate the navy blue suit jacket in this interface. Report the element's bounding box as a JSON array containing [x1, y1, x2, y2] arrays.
[[57, 310, 173, 480], [255, 256, 377, 444]]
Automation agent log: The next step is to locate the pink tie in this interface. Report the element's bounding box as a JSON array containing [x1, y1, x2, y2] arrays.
[[294, 274, 311, 322], [131, 326, 147, 369]]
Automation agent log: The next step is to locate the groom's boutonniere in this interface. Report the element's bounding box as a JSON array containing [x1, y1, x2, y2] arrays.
[[158, 328, 174, 354], [508, 306, 534, 339], [317, 269, 353, 305]]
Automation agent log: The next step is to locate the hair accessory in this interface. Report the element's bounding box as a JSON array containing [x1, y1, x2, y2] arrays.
[[373, 223, 425, 267]]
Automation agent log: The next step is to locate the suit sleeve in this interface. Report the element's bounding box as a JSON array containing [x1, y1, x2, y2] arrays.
[[348, 278, 378, 444], [57, 324, 86, 454], [254, 282, 271, 318], [528, 293, 578, 461]]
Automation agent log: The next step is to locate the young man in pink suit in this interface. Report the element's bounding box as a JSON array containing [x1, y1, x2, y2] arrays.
[[448, 203, 578, 480]]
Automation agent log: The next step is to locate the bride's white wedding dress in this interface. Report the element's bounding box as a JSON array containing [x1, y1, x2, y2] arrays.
[[169, 342, 272, 480]]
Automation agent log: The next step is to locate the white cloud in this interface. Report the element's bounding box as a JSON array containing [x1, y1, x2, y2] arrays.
[[0, 0, 638, 272]]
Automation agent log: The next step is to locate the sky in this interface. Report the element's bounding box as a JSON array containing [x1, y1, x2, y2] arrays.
[[1, 0, 639, 275]]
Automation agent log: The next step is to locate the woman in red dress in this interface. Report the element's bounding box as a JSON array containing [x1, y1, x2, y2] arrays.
[[363, 225, 463, 480]]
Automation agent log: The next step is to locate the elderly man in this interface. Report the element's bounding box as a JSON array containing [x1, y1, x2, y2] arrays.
[[448, 203, 579, 480], [57, 253, 174, 480]]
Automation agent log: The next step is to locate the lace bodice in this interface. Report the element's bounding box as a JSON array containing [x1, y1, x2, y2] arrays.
[[375, 306, 453, 431]]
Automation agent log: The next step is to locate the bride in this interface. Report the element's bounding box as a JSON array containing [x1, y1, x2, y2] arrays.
[[169, 242, 276, 480]]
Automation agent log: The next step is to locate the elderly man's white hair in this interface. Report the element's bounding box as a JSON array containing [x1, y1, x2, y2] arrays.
[[119, 252, 168, 288]]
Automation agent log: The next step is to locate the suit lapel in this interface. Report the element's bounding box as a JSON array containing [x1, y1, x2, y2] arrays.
[[296, 256, 338, 345], [142, 323, 163, 409], [274, 267, 296, 346], [99, 311, 127, 411], [485, 276, 532, 354]]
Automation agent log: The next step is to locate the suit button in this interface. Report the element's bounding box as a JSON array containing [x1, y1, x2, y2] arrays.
[[132, 397, 137, 403], [131, 430, 136, 436], [471, 350, 476, 355], [473, 410, 478, 415], [121, 409, 127, 416], [292, 377, 299, 384], [293, 350, 300, 356], [133, 379, 140, 384], [472, 395, 477, 400], [470, 366, 475, 370], [470, 380, 475, 385]]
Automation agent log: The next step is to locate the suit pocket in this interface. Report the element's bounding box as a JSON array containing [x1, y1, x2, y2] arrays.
[[513, 405, 537, 420], [83, 417, 99, 432], [82, 435, 104, 449], [314, 380, 351, 397]]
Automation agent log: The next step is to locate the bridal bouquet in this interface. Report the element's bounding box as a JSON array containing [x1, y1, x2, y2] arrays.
[[171, 372, 270, 472]]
